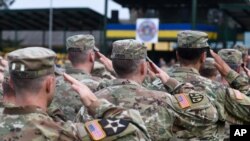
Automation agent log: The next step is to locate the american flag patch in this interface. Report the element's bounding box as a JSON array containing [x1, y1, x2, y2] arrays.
[[175, 93, 191, 109], [234, 90, 243, 100], [85, 120, 106, 140]]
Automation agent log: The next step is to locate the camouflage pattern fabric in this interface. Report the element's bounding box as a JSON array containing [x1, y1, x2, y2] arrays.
[[234, 44, 248, 56], [0, 99, 150, 141], [111, 39, 147, 60], [203, 57, 216, 69], [146, 67, 250, 139], [177, 30, 209, 48], [77, 79, 219, 140], [166, 67, 250, 139], [92, 61, 116, 80], [50, 67, 102, 121], [218, 49, 242, 65], [66, 34, 96, 51]]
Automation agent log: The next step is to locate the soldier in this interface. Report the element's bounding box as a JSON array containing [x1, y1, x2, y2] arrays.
[[77, 39, 220, 140], [199, 57, 218, 81], [0, 47, 150, 141], [51, 34, 111, 121], [160, 30, 250, 139], [217, 49, 243, 86], [234, 44, 248, 66]]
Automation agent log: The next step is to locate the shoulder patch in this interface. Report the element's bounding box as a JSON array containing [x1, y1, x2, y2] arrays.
[[85, 120, 106, 140], [234, 90, 243, 100], [189, 92, 204, 103], [174, 93, 191, 109], [99, 118, 129, 136]]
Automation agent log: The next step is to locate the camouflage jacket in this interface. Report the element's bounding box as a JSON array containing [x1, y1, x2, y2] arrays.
[[77, 79, 219, 140], [92, 61, 116, 80], [168, 67, 250, 124], [0, 99, 150, 141], [50, 67, 103, 121]]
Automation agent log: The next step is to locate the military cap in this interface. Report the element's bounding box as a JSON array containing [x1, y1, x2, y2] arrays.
[[66, 34, 97, 51], [7, 47, 56, 78], [177, 30, 209, 48], [111, 39, 147, 60], [203, 57, 216, 69], [233, 44, 248, 56], [218, 49, 242, 65]]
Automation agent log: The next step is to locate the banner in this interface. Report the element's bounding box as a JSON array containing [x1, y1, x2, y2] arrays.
[[136, 18, 159, 43]]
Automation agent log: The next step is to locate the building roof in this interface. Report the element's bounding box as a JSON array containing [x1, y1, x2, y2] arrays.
[[0, 8, 108, 30]]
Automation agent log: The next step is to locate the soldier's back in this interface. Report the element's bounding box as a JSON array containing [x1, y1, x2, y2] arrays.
[[94, 79, 219, 140], [0, 106, 79, 141], [51, 67, 101, 121]]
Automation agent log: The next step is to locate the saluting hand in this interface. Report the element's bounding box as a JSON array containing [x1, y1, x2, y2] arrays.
[[63, 73, 98, 107], [148, 61, 170, 84], [210, 49, 231, 77], [96, 52, 114, 73]]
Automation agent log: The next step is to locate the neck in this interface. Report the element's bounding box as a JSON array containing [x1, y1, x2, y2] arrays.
[[15, 91, 47, 111], [73, 63, 92, 74], [3, 95, 16, 105], [180, 63, 201, 71]]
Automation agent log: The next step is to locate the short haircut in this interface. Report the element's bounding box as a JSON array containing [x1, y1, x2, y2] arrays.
[[199, 68, 218, 79], [2, 81, 14, 96], [11, 74, 51, 94], [177, 48, 208, 65], [112, 59, 144, 77], [68, 48, 92, 65]]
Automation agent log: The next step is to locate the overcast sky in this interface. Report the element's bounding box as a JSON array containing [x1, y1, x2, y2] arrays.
[[9, 0, 130, 19]]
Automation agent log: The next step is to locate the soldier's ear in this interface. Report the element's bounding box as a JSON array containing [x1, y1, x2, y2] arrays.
[[45, 76, 55, 94], [200, 52, 206, 63], [140, 61, 147, 76], [89, 51, 95, 63]]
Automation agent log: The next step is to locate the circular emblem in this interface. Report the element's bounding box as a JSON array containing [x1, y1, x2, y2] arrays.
[[137, 20, 158, 42]]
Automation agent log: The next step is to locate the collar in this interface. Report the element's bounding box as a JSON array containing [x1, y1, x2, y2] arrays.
[[3, 105, 47, 116], [111, 79, 142, 87], [66, 67, 89, 75], [173, 66, 200, 75]]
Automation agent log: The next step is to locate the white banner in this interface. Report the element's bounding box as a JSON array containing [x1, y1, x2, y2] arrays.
[[136, 18, 159, 43]]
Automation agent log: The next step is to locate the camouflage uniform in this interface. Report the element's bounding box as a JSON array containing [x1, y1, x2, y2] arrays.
[[77, 40, 220, 140], [234, 44, 249, 76], [51, 35, 104, 121], [158, 30, 250, 139], [0, 47, 150, 141], [217, 49, 243, 86], [92, 61, 116, 80]]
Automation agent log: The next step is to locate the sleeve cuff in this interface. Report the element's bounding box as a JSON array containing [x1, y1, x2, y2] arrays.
[[163, 78, 182, 93], [88, 99, 115, 118], [225, 70, 240, 84]]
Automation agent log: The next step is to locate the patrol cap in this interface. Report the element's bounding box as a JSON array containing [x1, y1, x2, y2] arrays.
[[203, 57, 216, 69], [218, 49, 242, 65], [7, 47, 56, 79], [66, 34, 98, 51], [233, 44, 248, 56], [177, 30, 209, 48], [111, 39, 147, 60]]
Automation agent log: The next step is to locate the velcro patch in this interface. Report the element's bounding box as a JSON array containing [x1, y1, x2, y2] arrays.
[[234, 90, 243, 100], [189, 92, 204, 103], [99, 118, 129, 136], [85, 120, 106, 141], [175, 93, 191, 109]]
